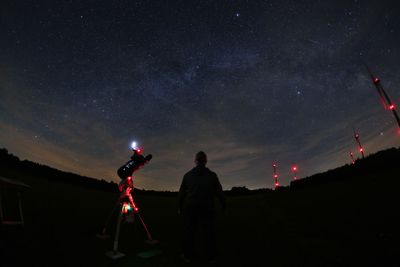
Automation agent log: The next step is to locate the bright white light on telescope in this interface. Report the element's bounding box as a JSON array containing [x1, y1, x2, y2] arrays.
[[131, 141, 138, 150]]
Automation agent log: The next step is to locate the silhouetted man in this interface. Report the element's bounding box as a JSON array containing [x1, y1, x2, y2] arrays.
[[178, 151, 226, 262]]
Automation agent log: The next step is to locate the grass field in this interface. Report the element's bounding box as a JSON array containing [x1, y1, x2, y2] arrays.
[[1, 165, 400, 266]]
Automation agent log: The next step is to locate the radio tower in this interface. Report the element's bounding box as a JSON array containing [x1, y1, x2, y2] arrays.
[[349, 151, 355, 164], [353, 128, 365, 159], [366, 66, 400, 130], [291, 165, 298, 180], [272, 163, 279, 189]]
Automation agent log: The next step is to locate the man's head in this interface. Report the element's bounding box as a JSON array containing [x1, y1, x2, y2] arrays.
[[195, 151, 207, 166]]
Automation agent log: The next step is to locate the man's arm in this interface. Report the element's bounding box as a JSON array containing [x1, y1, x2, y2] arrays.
[[178, 175, 187, 214], [214, 174, 226, 211]]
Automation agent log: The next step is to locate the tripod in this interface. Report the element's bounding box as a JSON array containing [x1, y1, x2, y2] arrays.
[[97, 177, 158, 259]]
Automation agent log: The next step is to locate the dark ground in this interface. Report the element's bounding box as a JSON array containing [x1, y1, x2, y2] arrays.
[[1, 164, 400, 267]]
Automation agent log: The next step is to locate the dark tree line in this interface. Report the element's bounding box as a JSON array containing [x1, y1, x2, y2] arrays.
[[1, 146, 399, 195], [0, 148, 118, 192]]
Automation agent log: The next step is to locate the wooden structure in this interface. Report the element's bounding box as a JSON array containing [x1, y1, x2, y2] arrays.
[[0, 176, 31, 225]]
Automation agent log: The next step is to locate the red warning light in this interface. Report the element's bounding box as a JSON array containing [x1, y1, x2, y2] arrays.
[[373, 77, 380, 84], [291, 165, 298, 180], [127, 176, 132, 180], [359, 148, 364, 152], [274, 182, 279, 187], [273, 174, 278, 178], [349, 151, 355, 164], [389, 104, 395, 110]]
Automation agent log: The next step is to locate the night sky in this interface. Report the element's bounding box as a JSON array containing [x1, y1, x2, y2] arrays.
[[1, 1, 399, 191]]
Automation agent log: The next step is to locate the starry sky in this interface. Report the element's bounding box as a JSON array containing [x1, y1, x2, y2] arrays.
[[1, 0, 400, 191]]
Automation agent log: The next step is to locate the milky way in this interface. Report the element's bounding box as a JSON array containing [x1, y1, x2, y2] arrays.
[[1, 1, 399, 190]]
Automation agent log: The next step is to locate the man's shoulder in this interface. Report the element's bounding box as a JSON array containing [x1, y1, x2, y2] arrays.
[[184, 166, 218, 177], [184, 167, 197, 176], [206, 168, 218, 176]]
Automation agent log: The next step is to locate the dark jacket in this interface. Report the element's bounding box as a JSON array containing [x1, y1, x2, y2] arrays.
[[178, 165, 226, 213]]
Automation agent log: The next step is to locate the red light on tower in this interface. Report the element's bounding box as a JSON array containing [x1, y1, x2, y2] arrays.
[[353, 127, 365, 159], [350, 151, 355, 164], [291, 165, 298, 180], [366, 66, 400, 131], [272, 162, 279, 189]]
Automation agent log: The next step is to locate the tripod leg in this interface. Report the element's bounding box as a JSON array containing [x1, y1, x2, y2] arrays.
[[97, 198, 120, 237], [136, 212, 159, 245], [128, 194, 158, 242], [105, 203, 125, 259], [113, 204, 123, 252], [127, 194, 149, 237], [136, 213, 153, 241]]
